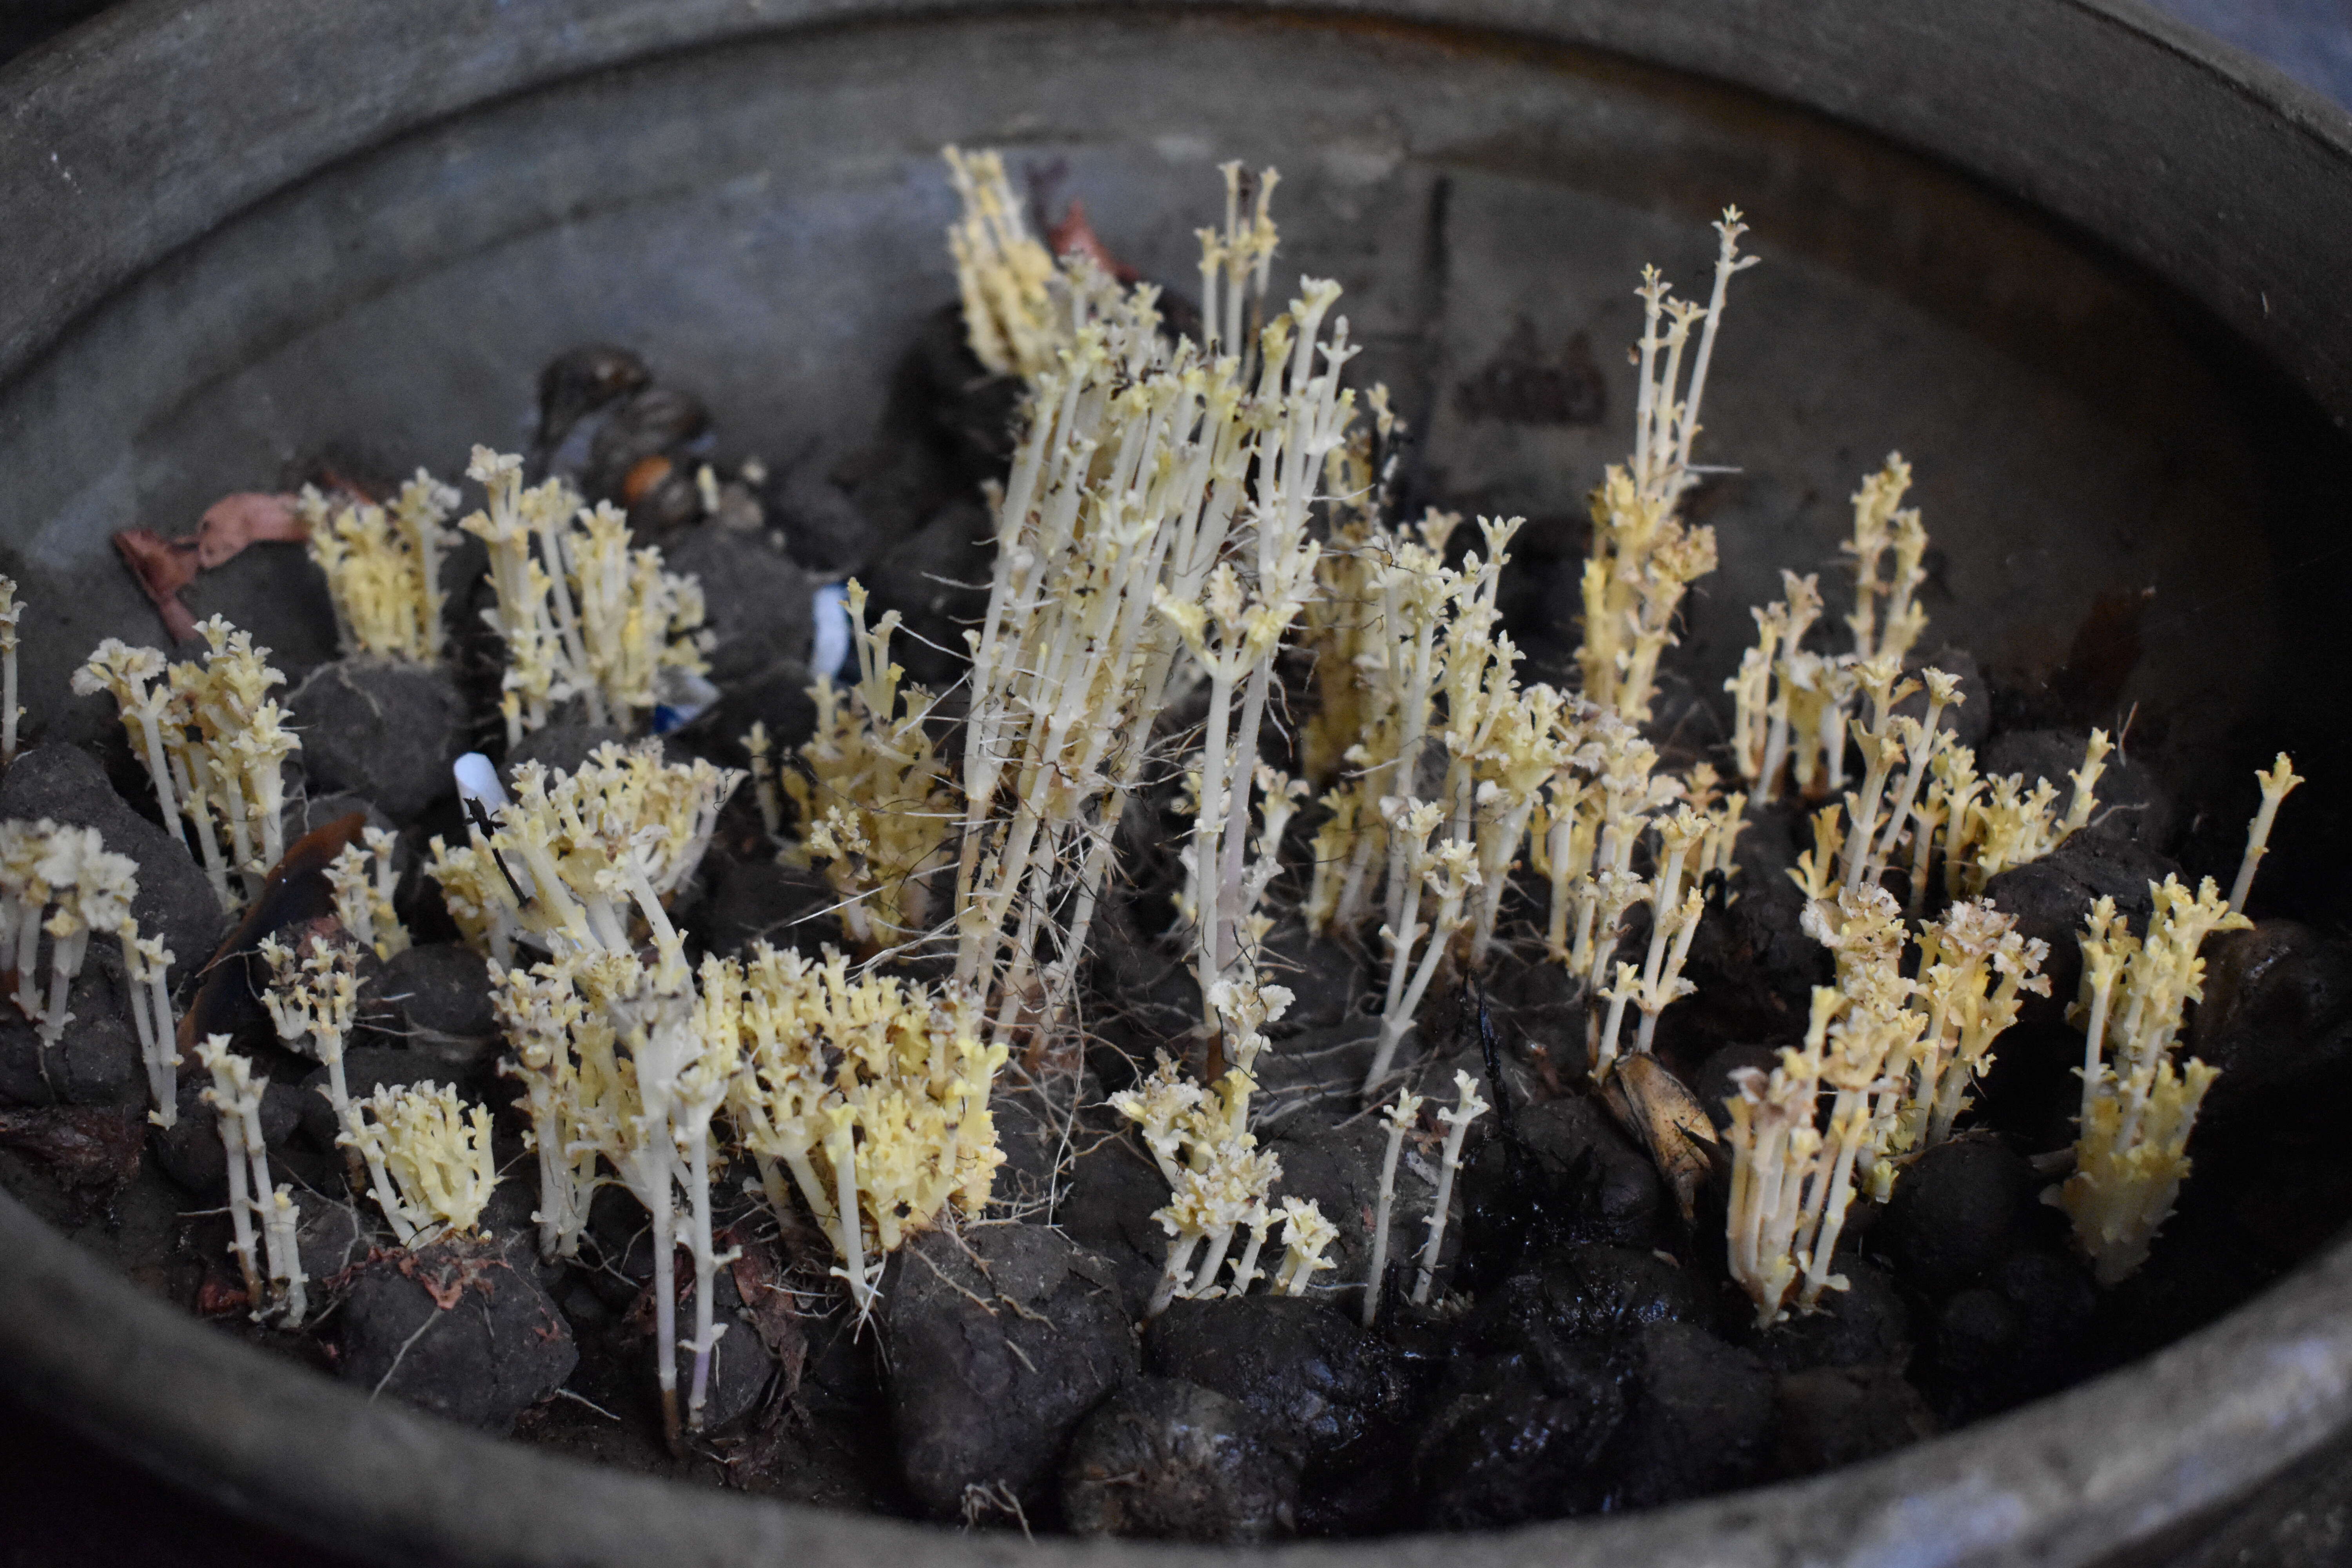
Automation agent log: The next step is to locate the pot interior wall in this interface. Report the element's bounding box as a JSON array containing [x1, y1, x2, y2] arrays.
[[3, 9, 2346, 878]]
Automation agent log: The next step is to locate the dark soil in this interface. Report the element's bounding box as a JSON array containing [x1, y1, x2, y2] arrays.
[[3, 326, 2348, 1551]]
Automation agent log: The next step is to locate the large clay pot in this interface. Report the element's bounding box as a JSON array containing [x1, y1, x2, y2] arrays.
[[3, 2, 2350, 1562]]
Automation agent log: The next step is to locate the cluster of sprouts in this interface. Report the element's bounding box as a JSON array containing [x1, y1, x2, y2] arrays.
[[325, 828, 409, 961], [196, 1034, 307, 1325], [299, 471, 461, 662], [346, 1079, 500, 1243], [782, 582, 953, 949], [74, 618, 300, 911], [1726, 458, 1931, 804], [461, 446, 710, 746], [0, 818, 174, 1120], [258, 933, 363, 1170], [1578, 213, 1754, 725], [425, 742, 735, 967], [2055, 874, 2249, 1283], [1109, 980, 1336, 1316]]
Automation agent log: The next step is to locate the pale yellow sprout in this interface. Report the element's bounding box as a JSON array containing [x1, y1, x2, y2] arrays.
[[1625, 809, 1711, 1059], [461, 447, 708, 745], [426, 741, 738, 969], [1844, 456, 1929, 664], [195, 1035, 305, 1325], [1272, 1197, 1339, 1297], [1410, 1069, 1490, 1305], [950, 171, 1361, 1059], [1897, 899, 2049, 1157], [720, 944, 1007, 1317], [1198, 160, 1283, 366], [79, 621, 300, 910], [492, 960, 601, 1261], [0, 574, 22, 763], [325, 828, 408, 960], [1151, 1138, 1285, 1315], [258, 933, 363, 1178], [1362, 1087, 1426, 1327], [783, 581, 952, 948], [71, 640, 182, 847], [346, 1079, 499, 1243], [2228, 752, 2302, 914], [1939, 730, 2109, 893], [1363, 803, 1479, 1094], [1108, 1054, 1209, 1189], [1724, 991, 1835, 1327], [301, 468, 460, 661], [0, 822, 140, 1087], [943, 146, 1061, 381], [1578, 211, 1754, 724], [1109, 975, 1326, 1312], [2056, 877, 2249, 1284]]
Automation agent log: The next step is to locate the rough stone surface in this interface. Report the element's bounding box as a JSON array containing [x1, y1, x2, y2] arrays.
[[2192, 921, 2352, 1128], [662, 524, 816, 684], [701, 857, 834, 960], [1874, 1136, 2035, 1296], [1061, 1376, 1299, 1543], [879, 1223, 1134, 1518], [1468, 1243, 1702, 1352], [286, 657, 468, 822], [0, 961, 141, 1108], [768, 465, 875, 577], [1414, 1341, 1625, 1527], [1145, 1295, 1405, 1477], [0, 743, 223, 986], [361, 943, 499, 1076], [1747, 1258, 1911, 1373], [1611, 1321, 1776, 1508], [1769, 1365, 1939, 1480], [336, 1238, 576, 1434], [1457, 1097, 1665, 1286], [155, 1073, 305, 1197]]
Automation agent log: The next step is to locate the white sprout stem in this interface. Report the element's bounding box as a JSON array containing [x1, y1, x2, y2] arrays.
[[2079, 963, 2119, 1131], [1192, 666, 1236, 1028], [1870, 701, 1949, 879], [1192, 1223, 1239, 1298], [828, 1122, 868, 1316], [1635, 900, 1704, 1056], [2229, 760, 2301, 914], [684, 1131, 725, 1431], [263, 1187, 308, 1328], [2, 639, 17, 762], [1363, 1112, 1408, 1327], [1412, 1079, 1488, 1305], [1148, 1229, 1203, 1319]]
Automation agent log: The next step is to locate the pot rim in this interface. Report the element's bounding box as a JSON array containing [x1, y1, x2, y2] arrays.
[[4, 2, 2351, 1564]]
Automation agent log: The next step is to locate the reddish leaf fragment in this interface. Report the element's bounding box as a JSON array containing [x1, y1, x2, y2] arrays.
[[112, 491, 309, 642], [728, 1234, 809, 1402], [1047, 198, 1141, 284], [194, 492, 307, 568], [112, 529, 201, 642]]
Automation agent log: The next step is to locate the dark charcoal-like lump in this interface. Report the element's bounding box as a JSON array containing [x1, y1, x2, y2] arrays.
[[1062, 1376, 1299, 1543], [880, 1223, 1135, 1517], [1145, 1295, 1406, 1475], [336, 1239, 577, 1434]]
